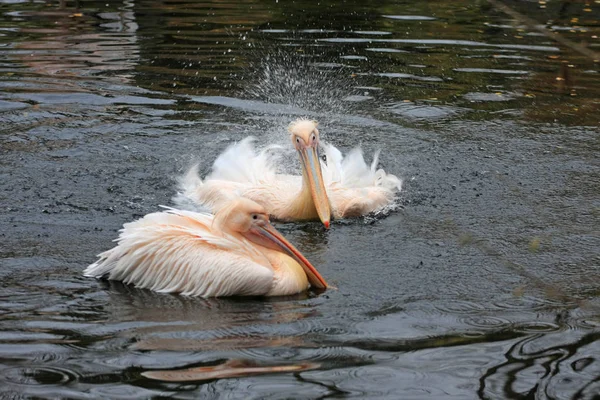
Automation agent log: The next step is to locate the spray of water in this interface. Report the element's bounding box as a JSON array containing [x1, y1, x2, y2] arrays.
[[237, 48, 360, 172], [206, 45, 405, 221], [244, 49, 357, 116]]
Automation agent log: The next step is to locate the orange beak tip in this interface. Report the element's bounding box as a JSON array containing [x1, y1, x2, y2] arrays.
[[324, 221, 330, 229]]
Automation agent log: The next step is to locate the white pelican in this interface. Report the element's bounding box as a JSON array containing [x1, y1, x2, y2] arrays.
[[176, 119, 402, 228], [84, 198, 328, 297]]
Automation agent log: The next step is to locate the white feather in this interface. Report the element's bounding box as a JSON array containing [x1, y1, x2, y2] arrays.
[[207, 137, 282, 184], [174, 124, 402, 221], [84, 208, 287, 297], [320, 142, 343, 184]]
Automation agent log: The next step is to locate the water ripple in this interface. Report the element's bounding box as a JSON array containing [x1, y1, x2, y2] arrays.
[[319, 38, 560, 52], [454, 67, 530, 75], [386, 102, 468, 121], [434, 300, 487, 314], [1, 0, 600, 399], [366, 47, 410, 53], [460, 316, 512, 330], [382, 15, 436, 21], [1, 365, 78, 385]]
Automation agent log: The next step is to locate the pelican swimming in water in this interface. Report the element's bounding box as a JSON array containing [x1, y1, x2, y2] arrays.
[[176, 119, 402, 228], [84, 198, 328, 297]]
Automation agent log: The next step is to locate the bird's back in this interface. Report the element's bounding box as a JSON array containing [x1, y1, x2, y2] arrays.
[[84, 209, 275, 297]]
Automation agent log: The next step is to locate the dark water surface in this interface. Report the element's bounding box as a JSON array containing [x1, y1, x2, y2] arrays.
[[1, 0, 600, 398]]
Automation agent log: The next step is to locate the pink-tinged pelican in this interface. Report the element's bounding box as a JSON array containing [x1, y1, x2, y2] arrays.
[[176, 119, 402, 228], [84, 198, 328, 297]]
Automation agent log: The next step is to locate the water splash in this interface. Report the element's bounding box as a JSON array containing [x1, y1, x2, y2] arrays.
[[362, 199, 405, 225], [244, 49, 356, 115], [236, 48, 366, 171]]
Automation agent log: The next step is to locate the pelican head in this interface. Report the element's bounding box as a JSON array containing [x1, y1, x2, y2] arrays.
[[215, 198, 328, 289], [288, 119, 331, 228]]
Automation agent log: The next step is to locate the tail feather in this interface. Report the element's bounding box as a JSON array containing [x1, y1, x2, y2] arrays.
[[370, 149, 381, 173], [340, 148, 372, 188], [172, 163, 211, 212], [322, 142, 402, 192], [209, 137, 282, 184], [178, 163, 203, 196], [375, 169, 403, 191], [83, 252, 117, 278], [173, 138, 284, 211]]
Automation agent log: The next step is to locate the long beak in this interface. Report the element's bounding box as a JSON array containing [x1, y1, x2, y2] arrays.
[[298, 145, 331, 228], [246, 223, 328, 290]]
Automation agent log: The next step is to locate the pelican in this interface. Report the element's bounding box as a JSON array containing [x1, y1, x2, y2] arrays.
[[84, 198, 328, 297], [176, 119, 402, 228]]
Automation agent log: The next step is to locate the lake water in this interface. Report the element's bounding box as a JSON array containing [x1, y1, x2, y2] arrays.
[[1, 0, 599, 398]]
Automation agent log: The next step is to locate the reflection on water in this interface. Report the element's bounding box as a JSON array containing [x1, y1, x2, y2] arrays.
[[480, 330, 600, 399], [2, 0, 598, 123], [142, 359, 321, 382], [1, 0, 599, 398], [7, 0, 139, 83]]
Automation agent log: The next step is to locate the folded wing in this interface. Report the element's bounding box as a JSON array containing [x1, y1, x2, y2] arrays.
[[84, 208, 274, 297]]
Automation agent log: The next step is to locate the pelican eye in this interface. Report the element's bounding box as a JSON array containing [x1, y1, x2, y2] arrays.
[[296, 137, 300, 144], [311, 134, 316, 141], [252, 214, 258, 220]]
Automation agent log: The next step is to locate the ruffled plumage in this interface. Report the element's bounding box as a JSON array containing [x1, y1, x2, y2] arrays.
[[174, 136, 402, 220], [84, 205, 313, 297]]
